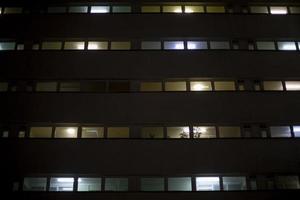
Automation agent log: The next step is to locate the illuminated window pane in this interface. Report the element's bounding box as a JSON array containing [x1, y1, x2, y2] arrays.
[[263, 81, 283, 91], [223, 177, 247, 191], [250, 6, 268, 14], [42, 42, 62, 50], [0, 82, 8, 91], [214, 81, 235, 91], [81, 81, 106, 92], [270, 126, 291, 138], [141, 6, 160, 13], [2, 130, 9, 138], [107, 127, 129, 138], [78, 178, 101, 191], [54, 127, 78, 138], [23, 178, 47, 191], [206, 6, 225, 13], [112, 6, 131, 13], [19, 131, 25, 138], [168, 177, 192, 191], [36, 82, 57, 92], [47, 7, 67, 13], [165, 81, 187, 91], [285, 81, 300, 91], [184, 6, 204, 13], [141, 178, 164, 191], [0, 42, 15, 50], [16, 44, 24, 50], [256, 41, 275, 50], [4, 7, 22, 14], [49, 177, 74, 192], [81, 127, 104, 138], [163, 6, 182, 13], [219, 126, 241, 138], [196, 177, 220, 191], [270, 7, 288, 15], [290, 7, 300, 14], [69, 6, 88, 13], [30, 127, 52, 138], [87, 41, 108, 50], [59, 82, 80, 92], [141, 127, 164, 138], [190, 81, 212, 91], [141, 41, 161, 50], [105, 178, 128, 191], [275, 176, 300, 189], [187, 41, 207, 50], [293, 126, 300, 137], [210, 41, 230, 49], [64, 42, 85, 50], [90, 6, 110, 13], [277, 42, 296, 51], [111, 42, 131, 50], [140, 82, 162, 91], [193, 126, 216, 138], [167, 127, 190, 138], [164, 41, 184, 50]]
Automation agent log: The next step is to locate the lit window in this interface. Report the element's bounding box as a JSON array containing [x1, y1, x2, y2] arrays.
[[90, 6, 110, 13], [41, 42, 62, 50], [184, 6, 204, 13], [87, 41, 108, 50], [0, 42, 16, 50], [23, 177, 47, 191], [64, 41, 85, 50], [270, 7, 288, 15], [293, 126, 300, 137], [222, 177, 247, 191], [256, 41, 275, 50], [275, 176, 300, 189], [105, 178, 128, 191], [140, 82, 162, 91], [290, 7, 300, 14], [49, 177, 74, 192], [270, 126, 291, 138], [69, 6, 88, 13], [187, 41, 208, 50], [164, 41, 184, 50], [2, 130, 9, 138], [36, 82, 57, 92], [210, 41, 230, 49], [107, 127, 129, 138], [54, 127, 78, 138], [219, 126, 241, 138], [112, 6, 131, 13], [214, 81, 235, 91], [30, 127, 52, 138], [141, 127, 164, 138], [285, 81, 300, 91], [196, 177, 220, 191], [141, 178, 164, 191], [167, 127, 190, 138], [165, 81, 187, 91], [190, 81, 212, 91], [141, 6, 160, 13], [168, 177, 192, 191], [18, 131, 25, 138], [110, 41, 131, 50], [81, 81, 106, 92], [47, 7, 67, 13], [16, 44, 24, 50], [0, 82, 8, 91], [250, 6, 268, 14], [81, 127, 104, 138], [206, 6, 225, 13], [141, 41, 161, 50], [162, 6, 182, 13], [108, 81, 130, 92], [59, 82, 80, 92], [78, 178, 101, 191], [263, 81, 283, 91], [277, 42, 296, 51], [3, 7, 22, 14], [193, 126, 216, 138]]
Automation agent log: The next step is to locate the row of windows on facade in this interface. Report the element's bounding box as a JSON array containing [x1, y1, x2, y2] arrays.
[[16, 175, 300, 192], [1, 80, 300, 92], [2, 125, 300, 139], [1, 5, 300, 15], [1, 41, 300, 51]]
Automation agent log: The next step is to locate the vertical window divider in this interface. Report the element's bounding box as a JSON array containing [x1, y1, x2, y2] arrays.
[[101, 176, 105, 191], [46, 176, 50, 191], [163, 126, 167, 139], [191, 176, 196, 191], [220, 176, 224, 191], [290, 125, 295, 138], [216, 126, 220, 138], [74, 176, 78, 192], [267, 6, 271, 14], [186, 80, 191, 92], [164, 176, 168, 191], [282, 80, 287, 91], [78, 125, 82, 138], [188, 125, 193, 139], [51, 125, 55, 138], [211, 81, 216, 91]]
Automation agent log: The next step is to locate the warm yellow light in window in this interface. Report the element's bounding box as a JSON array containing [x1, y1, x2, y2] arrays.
[[190, 81, 212, 91], [193, 83, 208, 91], [66, 128, 76, 135], [184, 6, 204, 13], [163, 6, 182, 13], [270, 7, 288, 15]]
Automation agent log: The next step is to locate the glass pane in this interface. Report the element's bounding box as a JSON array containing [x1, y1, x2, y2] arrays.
[[250, 6, 268, 14], [190, 81, 212, 91], [270, 7, 288, 15], [64, 42, 85, 50], [42, 42, 62, 50], [214, 81, 235, 91], [81, 81, 106, 92], [107, 127, 129, 138], [187, 41, 208, 50], [193, 126, 216, 138], [87, 41, 108, 50], [285, 81, 300, 91], [168, 177, 192, 191], [165, 81, 186, 91], [141, 127, 164, 138], [47, 7, 67, 13], [30, 127, 52, 138], [275, 176, 300, 189], [54, 127, 78, 138], [167, 127, 190, 138], [206, 6, 225, 13], [82, 127, 104, 138], [256, 41, 275, 50], [196, 177, 220, 191], [111, 42, 131, 50], [59, 82, 80, 92], [141, 178, 164, 191], [91, 6, 110, 13], [0, 42, 15, 50], [4, 7, 22, 14], [263, 81, 283, 91], [0, 82, 8, 91], [293, 126, 300, 137], [141, 6, 160, 13], [163, 6, 182, 13], [78, 178, 101, 191], [141, 41, 161, 50], [36, 82, 57, 92], [23, 177, 47, 191], [223, 177, 247, 191], [184, 6, 204, 13], [49, 177, 74, 192], [210, 41, 230, 49], [112, 6, 131, 13], [270, 126, 291, 138], [164, 41, 184, 50], [140, 82, 162, 91], [290, 7, 300, 14], [108, 81, 130, 92], [69, 6, 88, 13], [105, 178, 128, 191], [219, 126, 241, 138], [277, 42, 296, 51]]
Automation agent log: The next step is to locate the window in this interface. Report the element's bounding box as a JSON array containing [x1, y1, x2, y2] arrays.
[[64, 42, 85, 50], [165, 81, 187, 91], [81, 127, 104, 138], [59, 82, 80, 92], [90, 6, 110, 13], [206, 6, 225, 13], [187, 41, 208, 50], [250, 6, 268, 14], [193, 126, 216, 138], [190, 81, 212, 91], [0, 42, 16, 50], [141, 127, 164, 138], [36, 82, 57, 92], [141, 178, 164, 191], [168, 177, 192, 191], [275, 176, 300, 189], [18, 131, 25, 138], [270, 7, 288, 15], [290, 7, 300, 14], [54, 127, 78, 138], [140, 82, 162, 91], [222, 177, 247, 191], [214, 81, 235, 91], [293, 126, 300, 137], [285, 81, 300, 91], [270, 126, 291, 138], [164, 41, 184, 50], [162, 6, 182, 13], [141, 41, 161, 50], [47, 7, 67, 13], [263, 81, 283, 91], [78, 178, 101, 191], [196, 177, 220, 191], [167, 127, 190, 138], [105, 178, 128, 191], [256, 41, 275, 50], [210, 41, 230, 50], [49, 177, 74, 192], [42, 42, 62, 50], [184, 6, 204, 13], [0, 82, 8, 91], [17, 44, 24, 50], [108, 81, 130, 92], [219, 126, 241, 138], [32, 44, 40, 50], [87, 41, 108, 50], [23, 177, 47, 191], [2, 130, 9, 138], [81, 81, 106, 92], [277, 42, 296, 51], [110, 41, 131, 50], [3, 7, 22, 14], [141, 6, 160, 13], [30, 127, 52, 138], [69, 6, 88, 13], [112, 6, 131, 13], [107, 127, 129, 138]]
